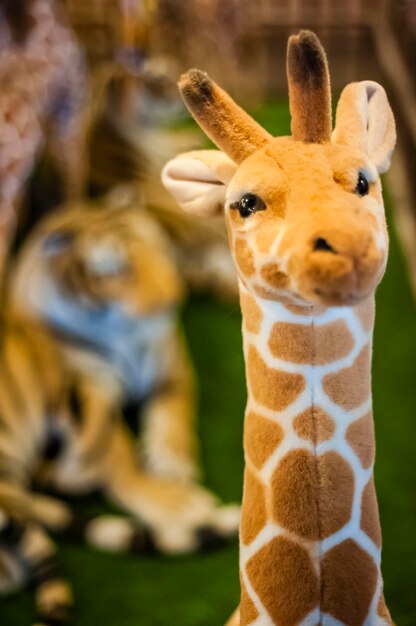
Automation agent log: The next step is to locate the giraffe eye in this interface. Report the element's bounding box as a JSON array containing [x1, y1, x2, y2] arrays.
[[230, 193, 266, 218], [355, 172, 369, 196]]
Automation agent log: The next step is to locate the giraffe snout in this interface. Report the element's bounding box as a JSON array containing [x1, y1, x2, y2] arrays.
[[312, 237, 337, 254], [290, 228, 386, 306], [311, 229, 370, 260]]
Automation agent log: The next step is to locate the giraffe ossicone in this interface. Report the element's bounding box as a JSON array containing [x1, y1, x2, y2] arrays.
[[162, 30, 396, 626]]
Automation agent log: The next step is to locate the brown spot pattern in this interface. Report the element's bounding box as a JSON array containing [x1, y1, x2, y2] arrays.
[[323, 344, 371, 410], [321, 539, 378, 626], [271, 449, 354, 540], [240, 579, 259, 624], [314, 320, 354, 364], [377, 595, 392, 622], [283, 303, 316, 315], [244, 412, 283, 469], [248, 346, 305, 411], [293, 406, 335, 442], [346, 412, 375, 468], [261, 263, 289, 289], [317, 452, 355, 538], [254, 284, 279, 300], [241, 468, 267, 545], [246, 537, 319, 626], [268, 320, 354, 364], [355, 298, 375, 332], [360, 479, 382, 547], [235, 238, 255, 276], [240, 292, 263, 334], [271, 450, 320, 539]]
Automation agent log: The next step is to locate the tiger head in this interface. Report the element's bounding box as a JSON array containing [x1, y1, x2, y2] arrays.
[[20, 190, 185, 317]]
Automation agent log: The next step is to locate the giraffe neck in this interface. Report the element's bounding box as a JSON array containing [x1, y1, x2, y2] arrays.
[[238, 284, 391, 626]]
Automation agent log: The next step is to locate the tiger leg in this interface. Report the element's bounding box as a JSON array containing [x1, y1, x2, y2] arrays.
[[103, 424, 240, 555], [0, 510, 72, 626], [31, 456, 238, 554], [24, 525, 72, 626], [31, 493, 73, 532], [0, 529, 25, 594], [141, 330, 200, 482], [30, 491, 158, 557]]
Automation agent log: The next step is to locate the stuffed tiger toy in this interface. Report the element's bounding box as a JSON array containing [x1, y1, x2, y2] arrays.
[[1, 190, 239, 626]]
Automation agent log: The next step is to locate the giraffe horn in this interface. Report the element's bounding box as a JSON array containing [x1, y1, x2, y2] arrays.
[[178, 69, 272, 164], [287, 30, 332, 143]]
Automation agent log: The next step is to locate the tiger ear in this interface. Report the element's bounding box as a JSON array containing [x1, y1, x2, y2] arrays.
[[332, 81, 396, 173], [161, 150, 237, 217]]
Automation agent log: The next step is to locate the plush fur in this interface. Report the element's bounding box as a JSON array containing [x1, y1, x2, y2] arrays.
[[287, 30, 332, 143], [179, 70, 271, 164], [3, 194, 240, 626], [163, 150, 237, 217], [332, 81, 396, 173], [162, 29, 396, 626], [13, 194, 196, 479], [18, 59, 239, 301]]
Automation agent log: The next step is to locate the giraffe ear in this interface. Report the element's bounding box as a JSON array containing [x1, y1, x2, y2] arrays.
[[332, 81, 396, 173], [161, 150, 237, 217]]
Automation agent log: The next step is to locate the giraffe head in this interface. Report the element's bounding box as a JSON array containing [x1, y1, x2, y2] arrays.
[[162, 31, 396, 307]]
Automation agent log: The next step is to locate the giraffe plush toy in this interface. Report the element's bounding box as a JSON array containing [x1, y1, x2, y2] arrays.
[[162, 30, 396, 626]]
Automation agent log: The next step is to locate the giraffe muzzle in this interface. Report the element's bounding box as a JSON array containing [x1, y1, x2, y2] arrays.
[[291, 232, 385, 306]]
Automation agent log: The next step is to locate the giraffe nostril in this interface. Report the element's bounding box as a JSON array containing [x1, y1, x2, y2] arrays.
[[313, 237, 337, 253]]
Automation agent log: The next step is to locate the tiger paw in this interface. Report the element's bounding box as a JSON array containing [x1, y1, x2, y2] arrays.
[[149, 486, 240, 555]]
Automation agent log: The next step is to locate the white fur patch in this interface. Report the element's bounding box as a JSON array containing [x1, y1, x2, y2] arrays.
[[213, 504, 241, 536], [87, 244, 126, 276], [86, 516, 133, 552], [154, 524, 197, 554], [162, 151, 237, 216], [12, 237, 176, 398], [238, 292, 384, 625]]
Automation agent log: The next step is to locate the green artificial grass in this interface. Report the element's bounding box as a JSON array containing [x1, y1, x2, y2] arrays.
[[1, 102, 416, 625]]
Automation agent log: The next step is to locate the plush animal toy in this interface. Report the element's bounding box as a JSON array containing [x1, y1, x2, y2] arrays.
[[13, 189, 209, 482], [162, 30, 396, 626], [4, 193, 239, 626], [85, 65, 239, 301]]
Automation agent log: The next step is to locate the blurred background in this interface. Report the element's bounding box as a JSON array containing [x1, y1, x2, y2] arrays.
[[0, 0, 415, 624]]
